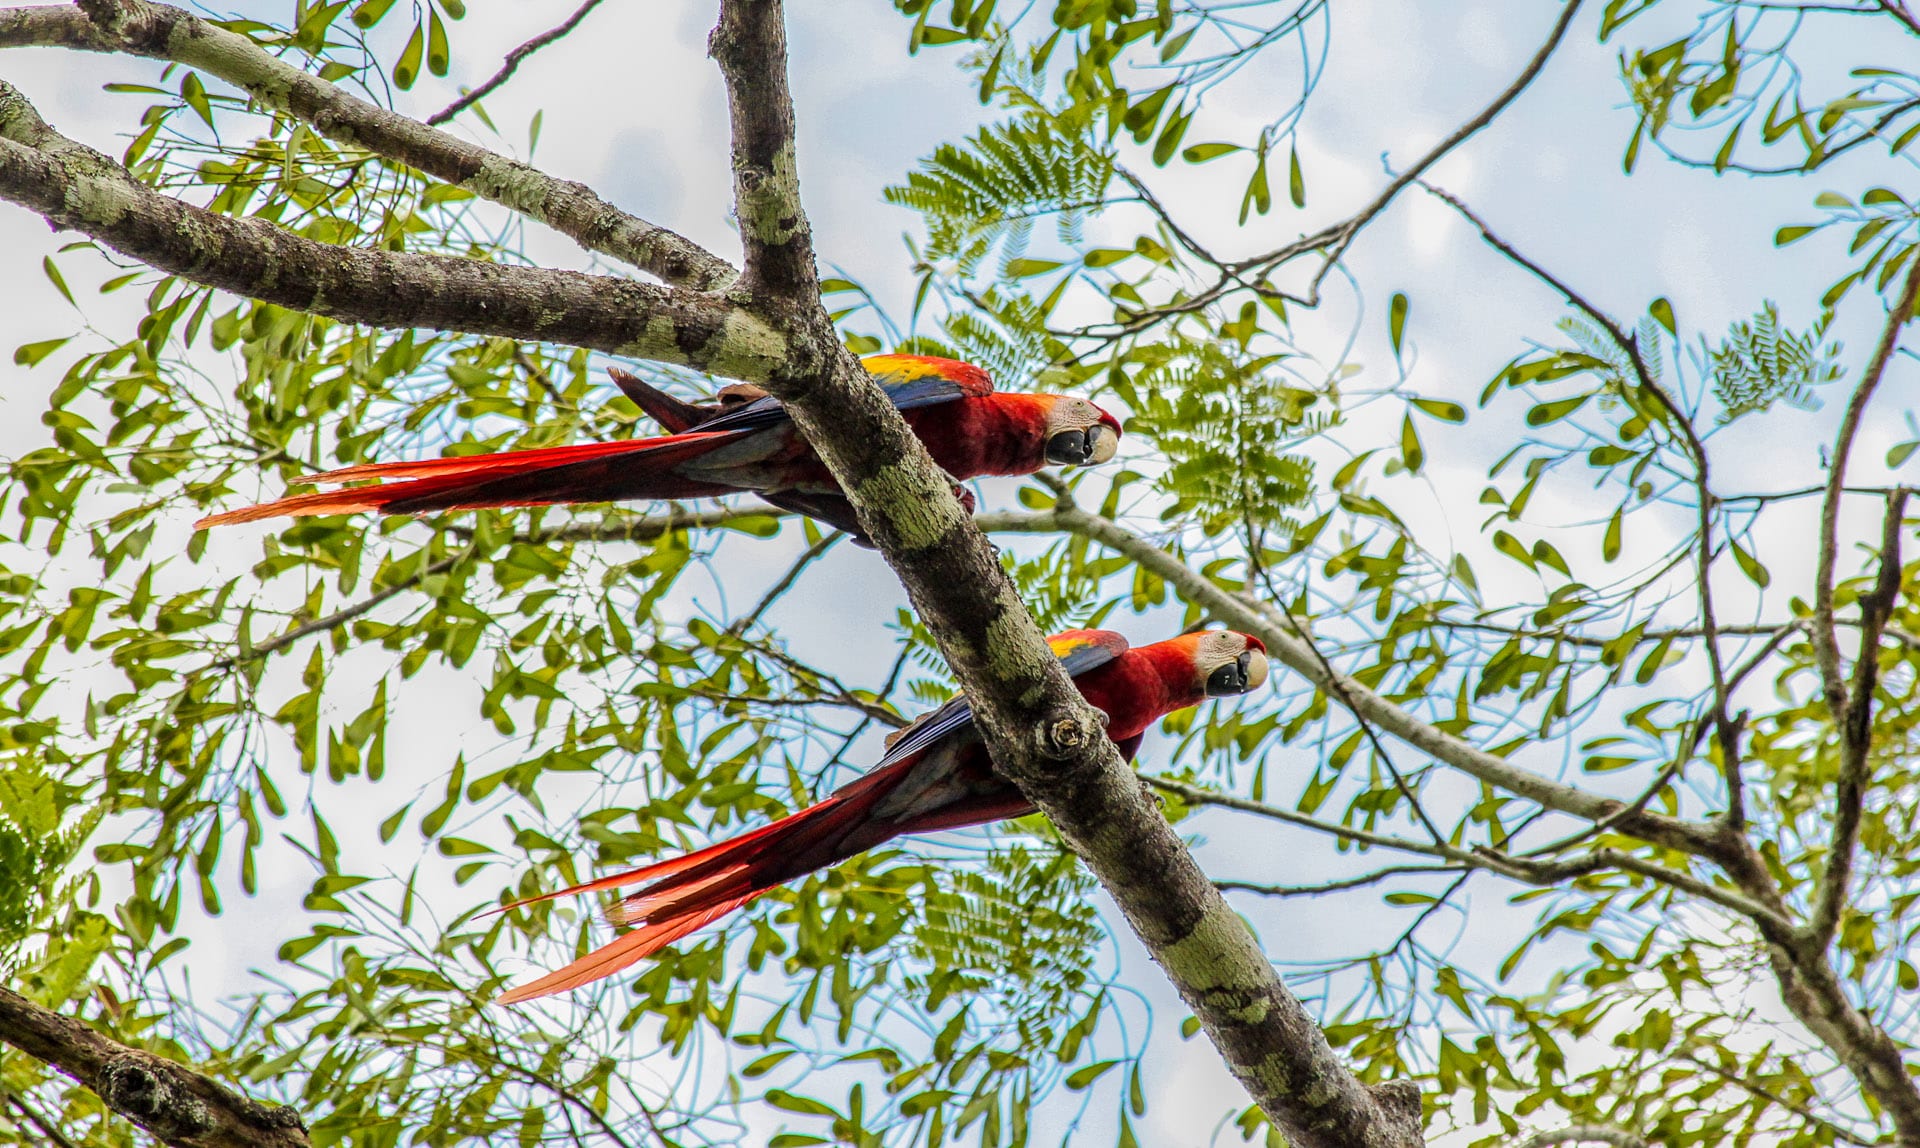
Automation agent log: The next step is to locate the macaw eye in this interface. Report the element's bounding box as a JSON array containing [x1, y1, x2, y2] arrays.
[[1205, 651, 1257, 697], [1046, 429, 1093, 465]]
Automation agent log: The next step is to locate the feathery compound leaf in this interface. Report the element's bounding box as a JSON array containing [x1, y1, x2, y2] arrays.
[[885, 118, 1114, 275], [1709, 302, 1842, 422]]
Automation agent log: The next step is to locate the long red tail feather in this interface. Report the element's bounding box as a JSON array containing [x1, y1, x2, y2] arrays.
[[493, 791, 886, 1005], [196, 432, 735, 528]]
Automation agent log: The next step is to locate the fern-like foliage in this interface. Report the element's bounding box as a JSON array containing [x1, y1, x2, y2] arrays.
[[884, 117, 1113, 276], [1554, 314, 1667, 408], [909, 846, 1101, 1037], [1709, 303, 1842, 422]]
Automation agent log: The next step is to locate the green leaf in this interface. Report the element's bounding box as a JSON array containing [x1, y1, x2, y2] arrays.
[[1775, 224, 1817, 246], [765, 1090, 839, 1118], [1182, 142, 1241, 163], [393, 21, 425, 89], [1525, 394, 1592, 426], [1650, 296, 1676, 335], [1005, 258, 1064, 278], [350, 0, 397, 27], [180, 71, 214, 130], [1411, 397, 1466, 422], [1730, 538, 1770, 588], [1389, 292, 1409, 357], [427, 9, 450, 77], [1603, 508, 1623, 562], [14, 337, 69, 366], [1287, 142, 1305, 207], [1400, 413, 1423, 474], [1064, 1059, 1119, 1090], [41, 257, 73, 306]]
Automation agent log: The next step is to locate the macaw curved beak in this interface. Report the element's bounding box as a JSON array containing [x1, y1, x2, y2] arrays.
[[1045, 423, 1120, 466], [1205, 648, 1271, 697]]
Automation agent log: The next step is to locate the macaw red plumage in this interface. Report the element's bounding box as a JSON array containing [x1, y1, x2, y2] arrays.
[[194, 355, 1121, 542], [493, 628, 1270, 1005]]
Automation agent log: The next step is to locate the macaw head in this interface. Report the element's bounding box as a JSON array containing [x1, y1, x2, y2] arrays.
[[1040, 396, 1124, 467], [1182, 630, 1271, 697]]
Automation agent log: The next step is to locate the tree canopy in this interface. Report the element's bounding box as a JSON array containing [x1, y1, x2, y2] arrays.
[[0, 0, 1917, 1146]]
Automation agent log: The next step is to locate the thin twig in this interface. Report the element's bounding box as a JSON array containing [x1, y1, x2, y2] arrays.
[[1069, 0, 1585, 338], [427, 0, 609, 126], [727, 531, 841, 636], [1671, 1050, 1880, 1146], [1216, 864, 1467, 899]]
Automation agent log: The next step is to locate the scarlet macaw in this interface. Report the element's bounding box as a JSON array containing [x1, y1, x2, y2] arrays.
[[493, 628, 1269, 1004], [194, 355, 1121, 542]]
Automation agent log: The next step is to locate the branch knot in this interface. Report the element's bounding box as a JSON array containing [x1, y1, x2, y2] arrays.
[[1035, 708, 1103, 764], [99, 1055, 215, 1138]]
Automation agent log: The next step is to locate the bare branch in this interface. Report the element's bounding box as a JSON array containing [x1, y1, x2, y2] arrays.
[[710, 0, 814, 295], [0, 80, 773, 368], [0, 988, 308, 1148], [2, 1092, 77, 1148], [0, 0, 735, 289], [1422, 179, 1748, 827], [1809, 487, 1912, 948], [727, 530, 842, 635], [1216, 865, 1467, 899], [428, 0, 608, 126], [979, 504, 1720, 857], [1672, 1050, 1881, 1146], [1076, 0, 1583, 338], [1815, 256, 1920, 723], [1517, 1127, 1648, 1148]]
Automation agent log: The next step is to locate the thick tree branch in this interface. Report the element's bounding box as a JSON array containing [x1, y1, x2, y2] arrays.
[[1815, 255, 1920, 723], [700, 2, 1420, 1144], [0, 80, 775, 367], [0, 0, 736, 290], [709, 0, 813, 295], [0, 988, 308, 1148], [1808, 487, 1911, 948]]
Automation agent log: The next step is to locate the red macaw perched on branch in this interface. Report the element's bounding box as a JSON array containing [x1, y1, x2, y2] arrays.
[[493, 628, 1269, 1005], [195, 355, 1121, 542]]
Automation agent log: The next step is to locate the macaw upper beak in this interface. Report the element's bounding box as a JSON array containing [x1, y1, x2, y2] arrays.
[[1045, 424, 1120, 466]]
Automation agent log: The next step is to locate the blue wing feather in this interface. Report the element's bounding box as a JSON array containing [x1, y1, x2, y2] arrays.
[[871, 634, 1127, 769]]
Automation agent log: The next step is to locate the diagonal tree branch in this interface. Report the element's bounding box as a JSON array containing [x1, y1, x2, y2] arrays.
[[0, 988, 309, 1148], [699, 2, 1421, 1144], [0, 79, 775, 368], [977, 503, 1719, 858], [0, 0, 736, 290]]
